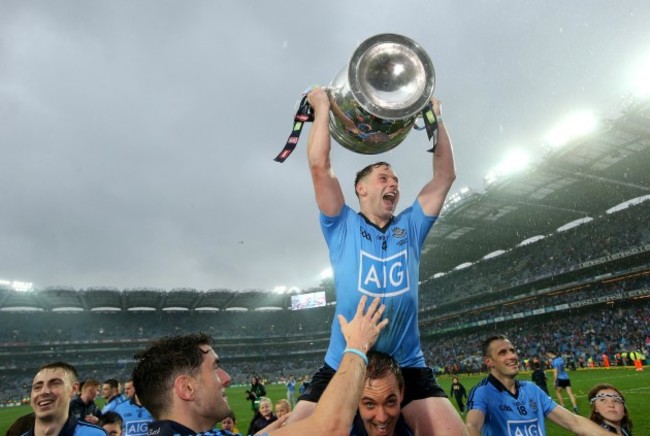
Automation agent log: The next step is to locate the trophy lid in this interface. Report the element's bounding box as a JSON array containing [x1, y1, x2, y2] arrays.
[[348, 33, 435, 120]]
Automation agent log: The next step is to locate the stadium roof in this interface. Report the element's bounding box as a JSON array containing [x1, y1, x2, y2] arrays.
[[0, 286, 295, 312], [422, 97, 650, 277], [1, 97, 648, 312]]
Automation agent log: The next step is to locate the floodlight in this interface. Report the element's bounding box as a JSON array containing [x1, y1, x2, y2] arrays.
[[12, 281, 33, 292], [500, 149, 530, 174], [320, 268, 333, 280], [273, 286, 287, 294], [631, 53, 650, 98], [484, 148, 530, 186], [545, 110, 597, 148]]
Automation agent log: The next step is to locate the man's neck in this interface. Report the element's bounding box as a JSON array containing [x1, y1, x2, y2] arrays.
[[34, 414, 67, 436], [359, 210, 392, 230], [161, 412, 210, 435], [491, 371, 517, 394]]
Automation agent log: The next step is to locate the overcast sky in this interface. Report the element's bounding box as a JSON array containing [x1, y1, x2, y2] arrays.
[[1, 1, 648, 292]]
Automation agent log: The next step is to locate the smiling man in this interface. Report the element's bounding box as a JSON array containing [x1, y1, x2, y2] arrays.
[[465, 335, 611, 436], [26, 362, 107, 436], [351, 351, 412, 436], [132, 333, 232, 435]]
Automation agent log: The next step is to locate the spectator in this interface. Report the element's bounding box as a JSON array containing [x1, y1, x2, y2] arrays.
[[531, 361, 549, 395], [220, 412, 241, 435], [247, 397, 277, 436], [449, 376, 468, 416], [246, 376, 267, 412], [99, 412, 123, 436], [274, 399, 291, 419], [588, 383, 633, 435]]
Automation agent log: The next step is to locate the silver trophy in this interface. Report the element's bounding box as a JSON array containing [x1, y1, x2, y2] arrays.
[[327, 33, 436, 154]]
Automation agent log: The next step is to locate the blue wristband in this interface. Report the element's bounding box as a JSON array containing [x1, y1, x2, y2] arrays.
[[343, 348, 368, 365]]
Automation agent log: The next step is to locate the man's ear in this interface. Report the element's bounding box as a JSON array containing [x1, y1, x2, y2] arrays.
[[173, 375, 194, 401], [70, 382, 80, 399], [483, 356, 492, 369], [356, 182, 367, 198]]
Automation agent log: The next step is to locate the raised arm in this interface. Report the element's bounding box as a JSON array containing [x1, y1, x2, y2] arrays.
[[417, 98, 456, 216], [306, 87, 345, 216], [547, 406, 611, 435], [268, 296, 388, 436]]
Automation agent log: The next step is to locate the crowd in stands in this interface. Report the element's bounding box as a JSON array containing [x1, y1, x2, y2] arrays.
[[420, 200, 649, 307], [422, 301, 650, 374]]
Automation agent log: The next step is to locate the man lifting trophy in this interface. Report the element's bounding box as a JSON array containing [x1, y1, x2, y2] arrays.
[[275, 33, 439, 162], [281, 34, 467, 436]]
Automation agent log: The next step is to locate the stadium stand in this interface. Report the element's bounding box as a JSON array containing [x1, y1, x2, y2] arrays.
[[1, 96, 648, 407]]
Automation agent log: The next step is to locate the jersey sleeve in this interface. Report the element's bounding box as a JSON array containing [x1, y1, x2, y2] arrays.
[[466, 384, 488, 415]]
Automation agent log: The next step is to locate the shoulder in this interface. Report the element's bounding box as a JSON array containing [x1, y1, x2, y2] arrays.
[[469, 377, 490, 391], [75, 420, 107, 435]]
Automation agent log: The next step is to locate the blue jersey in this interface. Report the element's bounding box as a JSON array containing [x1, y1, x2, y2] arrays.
[[552, 357, 569, 380], [102, 395, 127, 414], [321, 200, 436, 369], [467, 374, 557, 436], [22, 413, 107, 436], [114, 399, 154, 436], [146, 420, 238, 436]]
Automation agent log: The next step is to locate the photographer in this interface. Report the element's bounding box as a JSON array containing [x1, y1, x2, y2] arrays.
[[246, 376, 266, 412]]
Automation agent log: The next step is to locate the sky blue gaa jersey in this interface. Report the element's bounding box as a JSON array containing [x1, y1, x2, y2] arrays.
[[321, 200, 436, 369], [552, 356, 570, 380], [113, 399, 154, 436], [467, 375, 557, 436]]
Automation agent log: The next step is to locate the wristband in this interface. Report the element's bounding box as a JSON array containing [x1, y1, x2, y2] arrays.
[[343, 348, 368, 365]]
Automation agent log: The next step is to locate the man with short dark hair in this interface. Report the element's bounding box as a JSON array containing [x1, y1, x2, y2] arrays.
[[113, 382, 153, 436], [26, 362, 106, 436], [123, 380, 135, 400], [465, 335, 610, 436], [101, 379, 125, 414]]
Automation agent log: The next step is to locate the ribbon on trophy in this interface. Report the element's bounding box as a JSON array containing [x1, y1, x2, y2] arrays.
[[273, 93, 314, 163], [418, 102, 439, 153]]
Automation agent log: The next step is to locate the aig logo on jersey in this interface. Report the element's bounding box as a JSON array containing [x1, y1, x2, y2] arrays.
[[358, 249, 409, 297], [506, 419, 541, 436], [125, 420, 149, 436]]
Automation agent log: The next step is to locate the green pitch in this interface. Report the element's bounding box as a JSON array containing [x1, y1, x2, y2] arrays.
[[2, 368, 647, 435]]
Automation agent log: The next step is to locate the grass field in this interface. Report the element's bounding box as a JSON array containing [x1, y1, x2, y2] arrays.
[[1, 368, 647, 435]]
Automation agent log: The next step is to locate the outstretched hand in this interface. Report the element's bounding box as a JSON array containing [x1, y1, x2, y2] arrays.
[[338, 295, 388, 352]]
